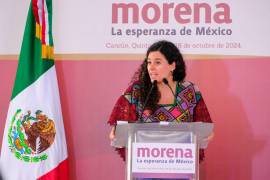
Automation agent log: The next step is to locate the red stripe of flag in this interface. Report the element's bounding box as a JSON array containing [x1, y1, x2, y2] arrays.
[[41, 0, 46, 44], [32, 0, 40, 24], [38, 159, 69, 180]]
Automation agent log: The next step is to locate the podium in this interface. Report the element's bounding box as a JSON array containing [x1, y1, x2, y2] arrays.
[[111, 121, 214, 180]]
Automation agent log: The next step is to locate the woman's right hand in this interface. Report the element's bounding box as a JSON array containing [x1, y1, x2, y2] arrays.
[[109, 126, 116, 140]]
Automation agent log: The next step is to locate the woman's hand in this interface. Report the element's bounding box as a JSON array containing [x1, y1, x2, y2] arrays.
[[109, 126, 116, 140], [207, 132, 214, 141], [202, 132, 214, 145]]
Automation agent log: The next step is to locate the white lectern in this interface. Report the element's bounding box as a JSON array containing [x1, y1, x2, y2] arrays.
[[112, 121, 213, 180]]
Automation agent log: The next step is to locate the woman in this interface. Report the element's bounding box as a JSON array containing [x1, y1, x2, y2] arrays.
[[108, 40, 213, 167]]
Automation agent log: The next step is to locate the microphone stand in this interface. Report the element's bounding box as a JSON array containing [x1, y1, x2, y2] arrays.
[[138, 80, 157, 123], [162, 78, 182, 111]]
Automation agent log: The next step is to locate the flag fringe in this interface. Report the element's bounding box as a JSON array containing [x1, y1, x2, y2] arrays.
[[42, 45, 54, 59]]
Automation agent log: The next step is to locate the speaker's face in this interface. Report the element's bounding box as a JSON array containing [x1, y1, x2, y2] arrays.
[[147, 51, 175, 83]]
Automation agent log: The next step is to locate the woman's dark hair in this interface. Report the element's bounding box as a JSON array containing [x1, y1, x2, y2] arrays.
[[132, 40, 186, 113]]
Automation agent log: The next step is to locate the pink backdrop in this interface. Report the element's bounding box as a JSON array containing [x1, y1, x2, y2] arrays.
[[0, 58, 270, 179]]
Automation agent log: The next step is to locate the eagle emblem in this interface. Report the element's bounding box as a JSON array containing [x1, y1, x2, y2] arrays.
[[8, 109, 56, 162]]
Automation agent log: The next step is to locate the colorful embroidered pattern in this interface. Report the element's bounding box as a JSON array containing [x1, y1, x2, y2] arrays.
[[126, 81, 201, 123]]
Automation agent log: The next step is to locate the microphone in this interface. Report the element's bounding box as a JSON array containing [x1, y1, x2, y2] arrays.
[[162, 78, 182, 110], [138, 80, 157, 123], [162, 78, 175, 97]]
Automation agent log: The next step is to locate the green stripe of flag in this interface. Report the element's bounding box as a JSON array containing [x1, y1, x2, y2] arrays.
[[46, 0, 54, 46], [11, 2, 54, 100]]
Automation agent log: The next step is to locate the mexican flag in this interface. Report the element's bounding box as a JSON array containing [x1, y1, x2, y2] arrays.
[[0, 0, 68, 179]]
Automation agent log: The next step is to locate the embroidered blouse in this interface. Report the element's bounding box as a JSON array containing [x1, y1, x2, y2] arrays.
[[108, 81, 212, 161]]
